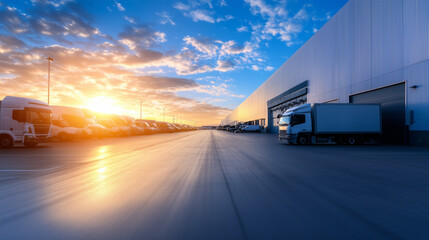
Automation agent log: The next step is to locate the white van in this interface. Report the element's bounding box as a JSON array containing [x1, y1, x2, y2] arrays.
[[51, 106, 91, 141], [0, 96, 52, 147], [240, 125, 262, 133]]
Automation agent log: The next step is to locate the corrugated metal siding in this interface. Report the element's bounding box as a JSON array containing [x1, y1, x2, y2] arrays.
[[222, 0, 429, 133]]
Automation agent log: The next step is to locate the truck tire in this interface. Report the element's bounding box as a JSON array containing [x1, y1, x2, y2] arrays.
[[297, 135, 308, 145], [0, 135, 14, 148], [346, 136, 357, 145]]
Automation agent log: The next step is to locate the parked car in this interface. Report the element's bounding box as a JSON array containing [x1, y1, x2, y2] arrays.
[[240, 125, 261, 133], [106, 114, 131, 136], [81, 108, 108, 138], [98, 119, 120, 137], [142, 120, 161, 134], [123, 116, 141, 135]]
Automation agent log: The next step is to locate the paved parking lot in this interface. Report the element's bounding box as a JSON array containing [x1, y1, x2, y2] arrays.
[[1, 130, 428, 240]]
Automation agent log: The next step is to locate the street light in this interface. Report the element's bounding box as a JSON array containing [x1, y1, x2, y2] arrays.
[[46, 57, 54, 104], [140, 101, 142, 119]]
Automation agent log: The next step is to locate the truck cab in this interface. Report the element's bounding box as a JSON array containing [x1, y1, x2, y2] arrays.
[[279, 104, 312, 144], [0, 96, 52, 148]]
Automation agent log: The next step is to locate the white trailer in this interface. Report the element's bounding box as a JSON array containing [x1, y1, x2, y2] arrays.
[[279, 103, 381, 145], [0, 96, 52, 147]]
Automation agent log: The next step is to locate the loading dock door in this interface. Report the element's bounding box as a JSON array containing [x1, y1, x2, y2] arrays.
[[350, 83, 406, 144]]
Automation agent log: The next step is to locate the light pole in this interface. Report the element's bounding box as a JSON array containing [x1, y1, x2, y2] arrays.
[[140, 101, 142, 119], [46, 57, 54, 104]]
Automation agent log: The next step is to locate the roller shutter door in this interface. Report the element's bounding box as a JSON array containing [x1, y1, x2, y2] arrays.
[[350, 83, 406, 144]]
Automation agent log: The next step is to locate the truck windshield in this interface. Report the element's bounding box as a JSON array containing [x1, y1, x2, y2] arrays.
[[279, 116, 291, 126], [53, 120, 69, 127], [26, 111, 51, 124], [62, 114, 86, 128]]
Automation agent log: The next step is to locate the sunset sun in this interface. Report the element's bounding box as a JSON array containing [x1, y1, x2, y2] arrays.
[[85, 96, 123, 114]]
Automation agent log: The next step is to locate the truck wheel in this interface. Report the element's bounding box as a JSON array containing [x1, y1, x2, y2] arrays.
[[346, 136, 357, 145], [297, 135, 308, 145], [0, 135, 14, 148]]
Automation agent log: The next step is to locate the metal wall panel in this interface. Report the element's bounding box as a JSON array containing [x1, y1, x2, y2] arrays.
[[221, 0, 429, 138], [403, 0, 429, 66]]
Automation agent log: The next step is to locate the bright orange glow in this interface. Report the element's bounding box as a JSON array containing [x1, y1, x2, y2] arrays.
[[84, 96, 125, 114]]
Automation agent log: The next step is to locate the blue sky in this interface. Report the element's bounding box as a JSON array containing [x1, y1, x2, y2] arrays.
[[0, 0, 348, 124]]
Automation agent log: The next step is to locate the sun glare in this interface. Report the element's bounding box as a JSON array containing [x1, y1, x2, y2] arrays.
[[85, 96, 124, 114]]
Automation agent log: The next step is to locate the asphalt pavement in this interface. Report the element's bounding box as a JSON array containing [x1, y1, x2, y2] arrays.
[[1, 130, 428, 240]]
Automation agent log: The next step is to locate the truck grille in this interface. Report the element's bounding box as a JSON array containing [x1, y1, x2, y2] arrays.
[[34, 124, 50, 134], [279, 130, 287, 135]]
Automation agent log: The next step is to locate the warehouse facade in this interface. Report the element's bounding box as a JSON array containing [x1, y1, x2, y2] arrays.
[[221, 0, 429, 145]]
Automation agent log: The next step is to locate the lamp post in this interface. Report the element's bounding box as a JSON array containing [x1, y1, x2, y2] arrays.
[[46, 57, 54, 104], [140, 101, 142, 119]]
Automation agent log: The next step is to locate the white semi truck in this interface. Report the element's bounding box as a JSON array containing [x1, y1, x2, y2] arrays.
[[0, 96, 52, 147], [279, 103, 382, 145]]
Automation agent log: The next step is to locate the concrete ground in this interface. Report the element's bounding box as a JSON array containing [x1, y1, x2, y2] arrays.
[[1, 130, 428, 240]]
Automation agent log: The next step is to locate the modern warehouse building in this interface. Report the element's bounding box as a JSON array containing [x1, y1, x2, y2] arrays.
[[221, 0, 429, 145]]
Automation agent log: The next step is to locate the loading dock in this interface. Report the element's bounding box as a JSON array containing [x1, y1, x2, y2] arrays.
[[349, 83, 406, 144]]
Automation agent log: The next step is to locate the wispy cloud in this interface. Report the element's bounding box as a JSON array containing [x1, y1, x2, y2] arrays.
[[237, 26, 248, 32], [189, 9, 215, 23], [119, 24, 166, 49], [114, 0, 125, 12], [157, 11, 176, 25]]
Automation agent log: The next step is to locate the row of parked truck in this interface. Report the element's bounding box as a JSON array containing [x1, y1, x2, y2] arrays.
[[0, 96, 197, 148]]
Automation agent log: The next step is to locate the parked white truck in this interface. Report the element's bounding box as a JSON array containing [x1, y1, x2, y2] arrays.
[[279, 103, 381, 145], [0, 96, 52, 147]]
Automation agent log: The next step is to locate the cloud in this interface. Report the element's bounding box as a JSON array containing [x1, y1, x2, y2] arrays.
[[244, 0, 311, 47], [293, 8, 308, 20], [0, 34, 26, 52], [215, 60, 235, 72], [175, 1, 229, 24], [0, 1, 100, 39], [0, 7, 30, 34], [0, 45, 231, 124], [133, 75, 198, 90], [189, 9, 215, 23], [245, 0, 277, 18], [251, 65, 260, 71], [237, 26, 248, 32], [119, 24, 166, 49], [264, 66, 274, 71], [157, 11, 176, 25], [219, 40, 252, 55], [174, 2, 190, 11], [183, 36, 218, 57], [124, 16, 136, 24], [114, 1, 125, 11], [216, 15, 233, 23]]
